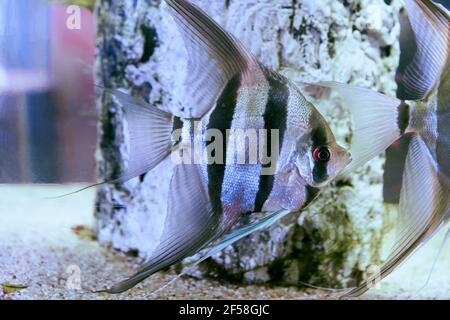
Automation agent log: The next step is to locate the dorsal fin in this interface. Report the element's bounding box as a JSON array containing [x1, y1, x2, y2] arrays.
[[401, 0, 449, 100], [165, 0, 260, 118]]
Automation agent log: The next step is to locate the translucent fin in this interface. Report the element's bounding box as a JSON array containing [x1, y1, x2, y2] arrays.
[[401, 0, 450, 100], [101, 161, 222, 294], [102, 87, 174, 182], [150, 209, 291, 294], [46, 87, 174, 199], [46, 85, 173, 199], [438, 60, 450, 116], [197, 209, 290, 263], [303, 82, 402, 177], [165, 0, 259, 118], [344, 136, 450, 297], [436, 66, 450, 181], [418, 224, 450, 291]]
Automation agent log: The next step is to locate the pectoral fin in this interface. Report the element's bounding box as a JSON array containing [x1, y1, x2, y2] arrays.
[[145, 209, 291, 295], [161, 209, 291, 291], [198, 209, 291, 263]]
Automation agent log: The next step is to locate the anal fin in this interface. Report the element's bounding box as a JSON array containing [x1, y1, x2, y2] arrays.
[[101, 158, 223, 294], [343, 136, 450, 297]]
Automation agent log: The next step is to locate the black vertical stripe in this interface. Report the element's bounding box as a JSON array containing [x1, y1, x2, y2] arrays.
[[171, 116, 183, 148], [302, 186, 321, 210], [310, 126, 328, 148], [207, 74, 241, 214], [397, 101, 410, 135], [311, 126, 329, 183], [437, 105, 450, 183], [172, 116, 183, 133], [254, 69, 289, 212]]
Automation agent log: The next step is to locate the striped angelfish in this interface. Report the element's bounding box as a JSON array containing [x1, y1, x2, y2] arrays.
[[100, 0, 351, 293], [306, 0, 450, 297]]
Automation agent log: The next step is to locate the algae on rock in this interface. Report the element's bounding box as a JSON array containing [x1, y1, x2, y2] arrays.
[[94, 0, 401, 287]]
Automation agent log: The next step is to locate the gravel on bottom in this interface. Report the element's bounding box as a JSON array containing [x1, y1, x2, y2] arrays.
[[0, 185, 448, 300]]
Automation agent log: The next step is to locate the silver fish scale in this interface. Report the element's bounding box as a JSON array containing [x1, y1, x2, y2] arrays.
[[280, 82, 312, 165], [220, 80, 269, 218], [263, 83, 313, 212], [178, 69, 321, 222], [408, 96, 439, 160]]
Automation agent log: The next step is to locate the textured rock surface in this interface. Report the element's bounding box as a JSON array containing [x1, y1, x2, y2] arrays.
[[94, 0, 402, 287], [2, 185, 449, 300]]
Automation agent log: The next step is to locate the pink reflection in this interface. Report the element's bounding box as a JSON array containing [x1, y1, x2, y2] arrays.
[[49, 4, 97, 182]]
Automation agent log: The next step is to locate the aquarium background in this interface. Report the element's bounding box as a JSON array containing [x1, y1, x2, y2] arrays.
[[0, 0, 449, 183], [0, 0, 449, 300], [0, 0, 96, 183]]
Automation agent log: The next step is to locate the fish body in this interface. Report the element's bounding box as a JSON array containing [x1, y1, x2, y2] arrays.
[[174, 66, 348, 222], [100, 0, 350, 293], [305, 0, 449, 297]]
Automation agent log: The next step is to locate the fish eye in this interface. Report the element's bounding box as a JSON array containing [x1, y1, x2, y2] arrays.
[[313, 146, 331, 162]]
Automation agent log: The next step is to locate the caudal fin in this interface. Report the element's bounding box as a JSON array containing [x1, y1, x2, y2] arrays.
[[100, 87, 174, 182], [48, 87, 174, 199]]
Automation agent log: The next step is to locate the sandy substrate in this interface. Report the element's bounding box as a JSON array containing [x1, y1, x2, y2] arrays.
[[0, 185, 448, 300]]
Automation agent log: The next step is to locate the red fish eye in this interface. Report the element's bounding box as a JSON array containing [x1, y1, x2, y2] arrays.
[[313, 146, 331, 162]]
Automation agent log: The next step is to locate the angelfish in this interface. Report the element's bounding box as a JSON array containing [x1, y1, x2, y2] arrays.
[[306, 0, 449, 297], [100, 0, 351, 293]]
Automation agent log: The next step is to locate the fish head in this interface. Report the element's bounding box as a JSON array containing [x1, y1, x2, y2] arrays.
[[295, 112, 351, 188]]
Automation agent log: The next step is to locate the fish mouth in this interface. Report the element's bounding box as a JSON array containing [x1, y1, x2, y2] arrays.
[[334, 143, 352, 166], [347, 153, 353, 165], [337, 153, 352, 176]]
